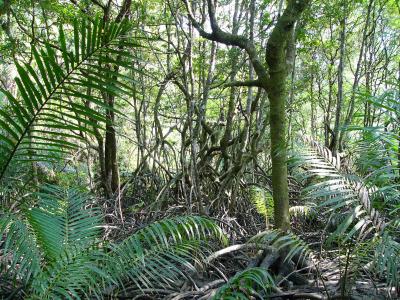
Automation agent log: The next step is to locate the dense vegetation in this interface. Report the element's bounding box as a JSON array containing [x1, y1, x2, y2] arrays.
[[0, 0, 399, 299]]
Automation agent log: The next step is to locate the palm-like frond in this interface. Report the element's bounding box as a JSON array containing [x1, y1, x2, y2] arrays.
[[375, 233, 400, 288], [1, 185, 226, 298], [0, 214, 42, 285], [295, 136, 386, 239], [0, 17, 137, 181], [249, 230, 313, 264], [289, 204, 317, 220], [292, 136, 399, 289], [345, 90, 399, 206], [212, 267, 274, 299], [109, 216, 227, 290], [249, 186, 274, 222], [27, 184, 102, 261], [365, 89, 399, 119], [1, 184, 107, 299], [30, 247, 110, 300]]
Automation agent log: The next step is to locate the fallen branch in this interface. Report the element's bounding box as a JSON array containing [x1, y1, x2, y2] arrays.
[[205, 243, 261, 264], [268, 291, 326, 299], [259, 246, 280, 269], [169, 279, 225, 300], [269, 287, 358, 300]]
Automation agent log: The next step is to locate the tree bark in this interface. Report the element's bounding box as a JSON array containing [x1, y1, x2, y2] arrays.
[[265, 1, 308, 231], [102, 0, 132, 196], [183, 0, 310, 231], [331, 2, 346, 154], [339, 0, 373, 147]]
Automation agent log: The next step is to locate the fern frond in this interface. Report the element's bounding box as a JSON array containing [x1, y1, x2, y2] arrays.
[[30, 247, 110, 300], [28, 185, 107, 298], [0, 185, 107, 298], [212, 267, 274, 299], [1, 187, 226, 297], [298, 136, 386, 236], [249, 230, 313, 263], [375, 233, 400, 288], [347, 127, 399, 207], [111, 240, 205, 290], [249, 186, 274, 221], [27, 184, 102, 261], [294, 136, 399, 289], [0, 214, 42, 285], [0, 17, 138, 182], [289, 204, 317, 220], [109, 216, 227, 290]]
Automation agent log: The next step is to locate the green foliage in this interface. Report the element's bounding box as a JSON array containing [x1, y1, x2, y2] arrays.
[[0, 0, 398, 297], [249, 230, 312, 264], [212, 267, 274, 299], [210, 230, 312, 299], [40, 0, 80, 21], [0, 16, 138, 182], [374, 232, 400, 288], [109, 215, 227, 290], [249, 186, 273, 222], [292, 137, 385, 238], [0, 184, 107, 299], [0, 185, 226, 299], [293, 136, 399, 289], [347, 90, 399, 207], [289, 203, 317, 221]]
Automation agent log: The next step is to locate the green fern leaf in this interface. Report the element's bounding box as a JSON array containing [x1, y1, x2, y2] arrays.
[[0, 16, 138, 182]]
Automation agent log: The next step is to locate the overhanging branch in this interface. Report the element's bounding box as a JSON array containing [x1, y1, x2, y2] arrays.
[[224, 79, 262, 88], [181, 0, 269, 84]]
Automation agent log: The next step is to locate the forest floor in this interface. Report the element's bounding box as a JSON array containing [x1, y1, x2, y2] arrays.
[[106, 202, 397, 300]]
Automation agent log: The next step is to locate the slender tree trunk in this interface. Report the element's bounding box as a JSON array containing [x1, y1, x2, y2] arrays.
[[324, 20, 337, 148], [267, 77, 290, 231], [187, 14, 202, 212], [102, 0, 131, 197], [221, 0, 240, 171], [398, 62, 400, 176], [286, 22, 298, 146], [340, 0, 373, 147], [104, 95, 120, 192], [310, 72, 316, 138], [331, 4, 346, 154]]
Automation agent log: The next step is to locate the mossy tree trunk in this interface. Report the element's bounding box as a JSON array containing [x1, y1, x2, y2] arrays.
[[265, 1, 306, 231], [184, 0, 310, 231]]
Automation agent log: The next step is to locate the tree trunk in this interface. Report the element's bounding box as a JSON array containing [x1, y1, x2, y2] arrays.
[[102, 0, 131, 197], [184, 0, 310, 231], [339, 0, 373, 147], [104, 95, 120, 193], [331, 3, 346, 154], [265, 1, 309, 231]]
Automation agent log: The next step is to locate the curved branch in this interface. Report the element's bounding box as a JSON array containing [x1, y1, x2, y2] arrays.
[[181, 0, 269, 83]]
